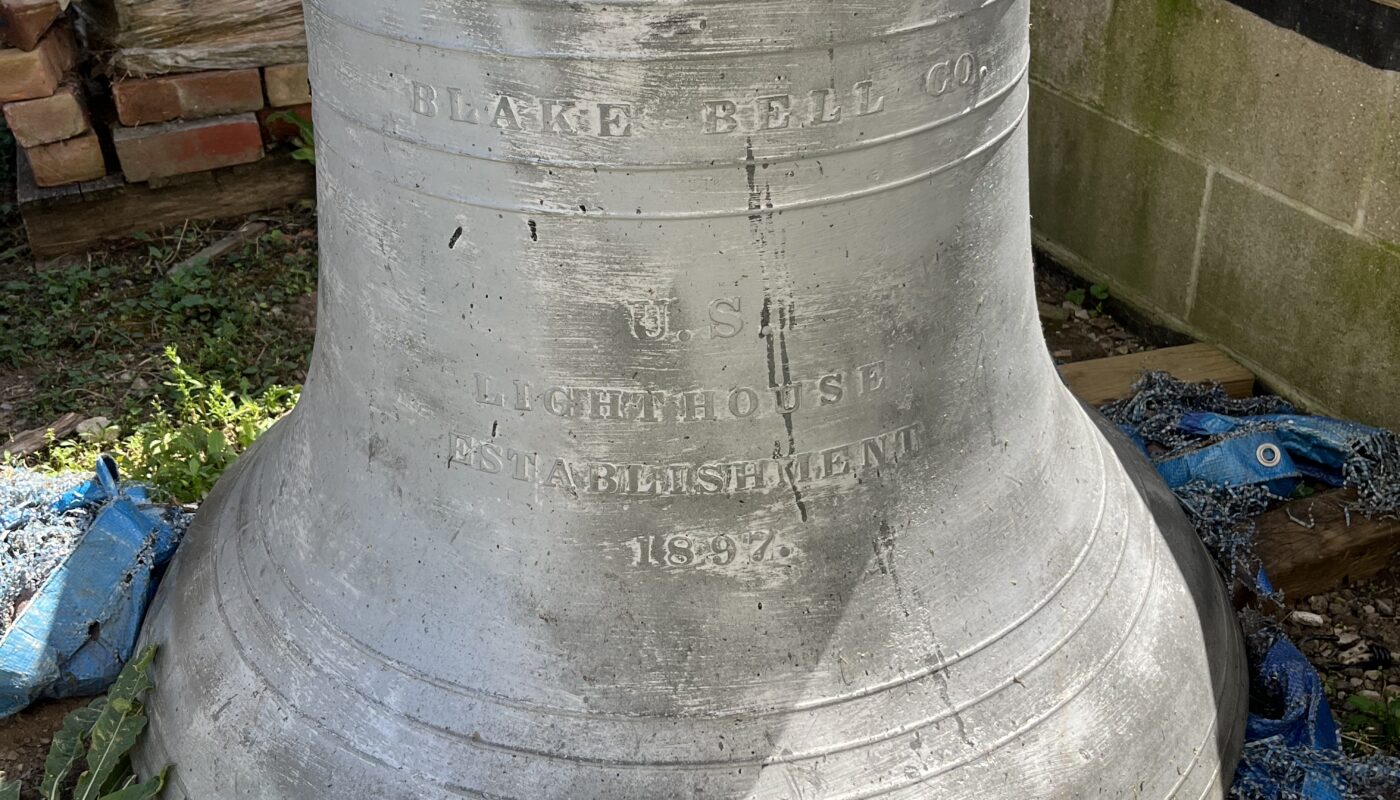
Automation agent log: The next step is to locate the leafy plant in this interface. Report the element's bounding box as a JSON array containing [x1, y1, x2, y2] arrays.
[[42, 348, 299, 503], [1065, 283, 1111, 315], [1345, 693, 1400, 751], [268, 111, 316, 164], [0, 206, 316, 434], [0, 647, 169, 800]]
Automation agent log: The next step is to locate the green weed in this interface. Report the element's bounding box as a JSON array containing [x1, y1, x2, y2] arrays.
[[0, 210, 317, 439], [0, 647, 168, 800], [267, 111, 316, 164], [40, 348, 298, 504], [1345, 693, 1400, 753]]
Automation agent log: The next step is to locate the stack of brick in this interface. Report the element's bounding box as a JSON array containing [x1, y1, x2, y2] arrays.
[[0, 1, 104, 187], [109, 62, 311, 183]]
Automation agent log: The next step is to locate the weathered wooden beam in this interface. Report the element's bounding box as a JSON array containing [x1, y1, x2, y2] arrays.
[[1, 411, 83, 459], [1256, 489, 1400, 600], [1059, 343, 1256, 406], [16, 151, 315, 258]]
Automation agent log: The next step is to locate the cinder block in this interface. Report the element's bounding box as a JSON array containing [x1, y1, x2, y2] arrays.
[[1029, 85, 1208, 319], [25, 129, 105, 187], [1029, 0, 1111, 104], [1189, 174, 1400, 430], [257, 103, 311, 142], [0, 25, 74, 102], [3, 82, 87, 146], [263, 62, 311, 107], [1, 0, 62, 51], [112, 113, 265, 182], [113, 68, 264, 126], [1088, 0, 1391, 222], [1363, 81, 1399, 245]]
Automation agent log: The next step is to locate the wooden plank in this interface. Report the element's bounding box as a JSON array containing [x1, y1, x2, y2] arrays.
[[1, 412, 83, 459], [1060, 343, 1255, 406], [17, 151, 315, 258], [168, 221, 268, 276], [1256, 489, 1400, 599]]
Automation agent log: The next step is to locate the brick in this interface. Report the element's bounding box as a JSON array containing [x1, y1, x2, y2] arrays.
[[2, 0, 62, 51], [113, 68, 264, 127], [257, 103, 311, 142], [3, 83, 86, 146], [263, 62, 310, 107], [25, 130, 105, 187], [0, 25, 74, 102], [113, 113, 265, 182]]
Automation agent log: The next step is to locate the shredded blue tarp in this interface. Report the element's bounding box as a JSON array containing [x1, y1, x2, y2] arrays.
[[0, 457, 187, 718], [1104, 372, 1400, 800]]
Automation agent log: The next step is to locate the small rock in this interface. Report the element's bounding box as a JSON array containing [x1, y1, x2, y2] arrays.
[[1363, 604, 1377, 615], [1309, 596, 1329, 613], [1352, 677, 1366, 688], [1378, 600, 1394, 616], [1366, 670, 1383, 681], [1289, 610, 1328, 628], [1074, 309, 1090, 320], [76, 416, 111, 438], [1338, 632, 1361, 646], [1360, 689, 1384, 701], [1051, 349, 1073, 360], [1385, 685, 1400, 697], [1038, 302, 1070, 322]]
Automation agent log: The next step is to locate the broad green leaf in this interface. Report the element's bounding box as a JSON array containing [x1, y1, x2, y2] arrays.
[[76, 647, 158, 800], [100, 767, 167, 800], [107, 647, 157, 707], [1, 778, 22, 800], [43, 697, 109, 799], [74, 712, 148, 800], [98, 755, 134, 796], [1347, 694, 1384, 715]]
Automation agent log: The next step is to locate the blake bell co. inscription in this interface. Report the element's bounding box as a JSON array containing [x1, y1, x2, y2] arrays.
[[405, 49, 989, 138]]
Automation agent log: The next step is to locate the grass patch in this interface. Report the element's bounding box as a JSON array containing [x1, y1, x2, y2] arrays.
[[0, 128, 318, 501]]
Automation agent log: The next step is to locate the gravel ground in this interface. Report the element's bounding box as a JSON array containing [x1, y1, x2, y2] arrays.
[[1285, 569, 1400, 756], [1035, 266, 1154, 362]]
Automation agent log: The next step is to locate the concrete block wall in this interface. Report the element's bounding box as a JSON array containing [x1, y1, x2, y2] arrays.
[[1029, 0, 1400, 429]]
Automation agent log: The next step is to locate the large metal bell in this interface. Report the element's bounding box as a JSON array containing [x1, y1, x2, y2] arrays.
[[135, 0, 1247, 796]]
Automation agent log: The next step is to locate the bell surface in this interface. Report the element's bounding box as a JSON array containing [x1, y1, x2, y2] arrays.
[[135, 0, 1247, 797]]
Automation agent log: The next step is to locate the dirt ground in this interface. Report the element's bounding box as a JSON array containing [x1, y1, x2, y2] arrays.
[[0, 696, 86, 790]]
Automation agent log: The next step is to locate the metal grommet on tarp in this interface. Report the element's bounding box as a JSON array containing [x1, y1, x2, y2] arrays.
[[1256, 442, 1283, 468]]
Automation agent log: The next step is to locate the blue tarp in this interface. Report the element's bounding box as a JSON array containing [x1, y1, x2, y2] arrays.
[[0, 457, 183, 718], [1104, 373, 1400, 800]]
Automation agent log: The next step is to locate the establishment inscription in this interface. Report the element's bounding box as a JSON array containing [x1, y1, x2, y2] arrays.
[[447, 422, 922, 497]]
